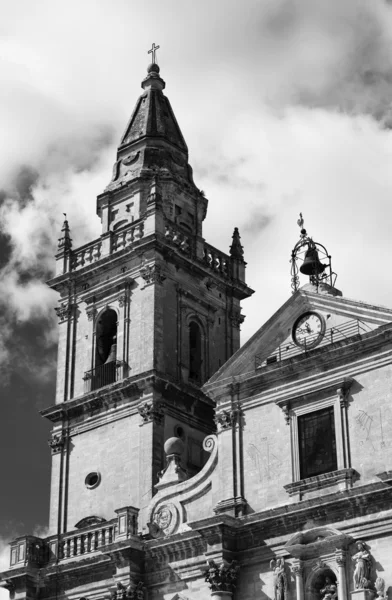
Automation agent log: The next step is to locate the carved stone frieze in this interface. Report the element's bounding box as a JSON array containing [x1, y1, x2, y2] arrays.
[[204, 560, 240, 594], [48, 433, 65, 454], [140, 264, 166, 286], [138, 400, 165, 425]]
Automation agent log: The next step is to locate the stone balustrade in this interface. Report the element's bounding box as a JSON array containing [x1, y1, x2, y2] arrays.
[[112, 221, 144, 252], [57, 521, 116, 560], [203, 243, 231, 277], [67, 220, 144, 274], [71, 240, 102, 271], [165, 223, 192, 255], [8, 506, 139, 568]]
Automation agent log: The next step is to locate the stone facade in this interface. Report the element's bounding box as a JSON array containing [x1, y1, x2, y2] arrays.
[[1, 62, 392, 600]]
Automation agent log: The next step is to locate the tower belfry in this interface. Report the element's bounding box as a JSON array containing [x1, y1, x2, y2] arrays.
[[43, 59, 254, 537]]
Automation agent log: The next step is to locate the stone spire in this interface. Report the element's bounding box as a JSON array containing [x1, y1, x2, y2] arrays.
[[105, 61, 192, 193], [57, 214, 72, 251], [119, 62, 188, 154], [229, 227, 244, 260]]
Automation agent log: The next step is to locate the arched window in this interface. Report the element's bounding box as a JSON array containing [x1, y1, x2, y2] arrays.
[[94, 309, 117, 388], [189, 321, 202, 383]]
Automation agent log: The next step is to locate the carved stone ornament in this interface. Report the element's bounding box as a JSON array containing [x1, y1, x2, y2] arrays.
[[214, 409, 238, 430], [270, 558, 288, 600], [375, 577, 387, 599], [320, 575, 338, 600], [291, 563, 304, 576], [140, 264, 166, 286], [86, 306, 98, 321], [55, 302, 74, 322], [352, 540, 372, 590], [335, 551, 346, 567], [150, 502, 179, 537], [111, 582, 145, 600], [230, 310, 245, 329], [118, 294, 128, 308], [138, 400, 165, 425], [204, 560, 240, 594], [337, 380, 352, 408], [48, 433, 65, 454]]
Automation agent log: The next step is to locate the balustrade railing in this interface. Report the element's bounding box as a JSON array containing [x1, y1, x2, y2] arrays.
[[112, 221, 144, 252], [71, 241, 102, 270], [203, 243, 231, 277], [59, 522, 115, 559], [68, 220, 144, 273], [9, 507, 139, 568], [83, 360, 128, 393], [165, 223, 192, 255]]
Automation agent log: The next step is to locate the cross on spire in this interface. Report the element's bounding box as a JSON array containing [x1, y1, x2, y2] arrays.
[[148, 42, 160, 64]]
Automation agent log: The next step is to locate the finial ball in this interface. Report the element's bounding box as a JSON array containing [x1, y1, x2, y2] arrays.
[[164, 437, 184, 456], [147, 63, 160, 74]]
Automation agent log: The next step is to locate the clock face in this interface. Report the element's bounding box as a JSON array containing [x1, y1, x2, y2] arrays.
[[292, 312, 325, 349]]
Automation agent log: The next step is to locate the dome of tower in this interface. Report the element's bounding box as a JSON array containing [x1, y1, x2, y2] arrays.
[[147, 63, 160, 74]]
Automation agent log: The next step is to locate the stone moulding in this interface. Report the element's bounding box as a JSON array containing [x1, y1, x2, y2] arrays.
[[284, 525, 350, 559], [147, 435, 218, 538], [284, 468, 357, 497]]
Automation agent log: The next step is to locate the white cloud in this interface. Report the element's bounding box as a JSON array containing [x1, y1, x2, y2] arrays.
[[1, 0, 392, 358]]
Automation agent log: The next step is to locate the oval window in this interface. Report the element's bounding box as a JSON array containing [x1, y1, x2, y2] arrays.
[[85, 472, 101, 489]]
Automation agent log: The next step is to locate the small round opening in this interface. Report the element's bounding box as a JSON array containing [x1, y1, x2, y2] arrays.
[[85, 472, 101, 489]]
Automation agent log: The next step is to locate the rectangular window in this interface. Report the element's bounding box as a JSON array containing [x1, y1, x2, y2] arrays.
[[298, 406, 337, 479]]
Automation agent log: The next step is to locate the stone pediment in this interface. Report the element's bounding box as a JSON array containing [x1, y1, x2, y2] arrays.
[[204, 284, 392, 388], [284, 525, 350, 559]]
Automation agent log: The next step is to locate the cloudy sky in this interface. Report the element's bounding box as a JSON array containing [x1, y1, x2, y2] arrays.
[[2, 0, 392, 580]]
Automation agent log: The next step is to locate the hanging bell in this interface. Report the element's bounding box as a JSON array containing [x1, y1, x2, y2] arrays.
[[300, 247, 326, 276]]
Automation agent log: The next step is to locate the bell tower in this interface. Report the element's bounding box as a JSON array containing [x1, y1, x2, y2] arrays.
[[43, 57, 254, 537]]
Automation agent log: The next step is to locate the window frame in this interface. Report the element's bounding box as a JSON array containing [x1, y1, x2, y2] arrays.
[[290, 395, 344, 484]]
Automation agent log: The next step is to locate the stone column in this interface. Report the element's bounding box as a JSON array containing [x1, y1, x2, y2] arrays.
[[292, 562, 304, 600], [336, 551, 348, 600]]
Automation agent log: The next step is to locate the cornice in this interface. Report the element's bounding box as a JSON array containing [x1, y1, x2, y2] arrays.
[[205, 326, 392, 406], [40, 371, 214, 426]]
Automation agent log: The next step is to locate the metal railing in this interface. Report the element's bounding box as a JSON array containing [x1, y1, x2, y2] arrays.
[[83, 360, 128, 392], [255, 319, 372, 369]]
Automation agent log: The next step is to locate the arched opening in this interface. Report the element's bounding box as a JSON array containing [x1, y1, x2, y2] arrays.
[[93, 309, 117, 389], [189, 321, 202, 383], [306, 567, 337, 600]]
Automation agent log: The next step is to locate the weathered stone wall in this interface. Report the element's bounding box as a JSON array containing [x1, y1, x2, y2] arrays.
[[49, 414, 141, 532]]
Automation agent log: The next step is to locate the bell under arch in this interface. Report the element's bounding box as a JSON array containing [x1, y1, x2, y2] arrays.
[[95, 308, 117, 367], [93, 308, 118, 389]]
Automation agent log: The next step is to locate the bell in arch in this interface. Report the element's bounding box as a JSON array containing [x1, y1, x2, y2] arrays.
[[300, 246, 326, 276]]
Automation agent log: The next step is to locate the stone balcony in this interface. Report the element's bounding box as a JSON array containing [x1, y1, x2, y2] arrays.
[[7, 506, 139, 570]]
